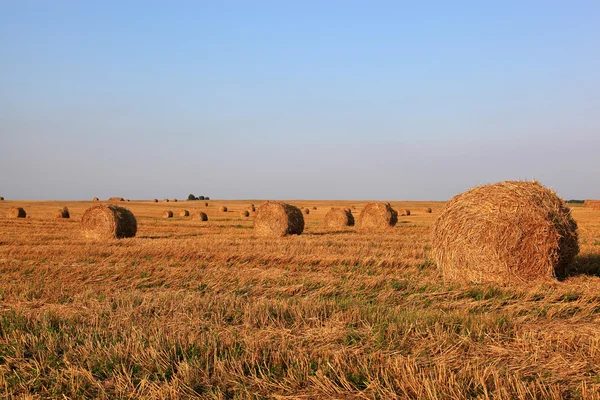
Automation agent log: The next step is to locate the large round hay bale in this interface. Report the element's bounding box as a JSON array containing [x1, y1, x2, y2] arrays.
[[325, 207, 355, 229], [240, 210, 250, 217], [7, 207, 26, 218], [432, 181, 579, 283], [193, 211, 208, 221], [163, 210, 173, 218], [179, 209, 190, 217], [108, 197, 124, 202], [399, 209, 411, 216], [303, 208, 310, 215], [254, 201, 304, 237], [56, 207, 70, 219], [360, 203, 398, 230], [220, 206, 228, 212], [81, 204, 137, 239], [424, 207, 432, 213]]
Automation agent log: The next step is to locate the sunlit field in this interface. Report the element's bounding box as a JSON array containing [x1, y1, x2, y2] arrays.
[[1, 200, 600, 399]]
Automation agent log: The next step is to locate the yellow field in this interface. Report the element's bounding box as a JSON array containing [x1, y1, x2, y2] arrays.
[[1, 200, 600, 399]]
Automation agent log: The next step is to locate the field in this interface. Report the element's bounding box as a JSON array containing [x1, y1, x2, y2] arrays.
[[1, 200, 600, 399]]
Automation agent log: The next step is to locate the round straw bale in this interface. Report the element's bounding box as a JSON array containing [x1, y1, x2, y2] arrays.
[[163, 210, 173, 218], [153, 199, 158, 203], [109, 197, 124, 202], [424, 207, 433, 213], [163, 199, 170, 203], [303, 208, 310, 215], [241, 210, 250, 217], [432, 181, 579, 283], [193, 211, 208, 221], [351, 205, 356, 209], [179, 209, 190, 217], [204, 202, 209, 207], [56, 207, 70, 219], [7, 207, 26, 218], [254, 201, 304, 237], [312, 206, 317, 210], [81, 204, 137, 239], [325, 207, 355, 229], [220, 206, 228, 212], [172, 199, 178, 203], [399, 209, 411, 216], [93, 197, 99, 201], [249, 205, 256, 212], [359, 203, 398, 230], [126, 199, 130, 202], [0, 197, 4, 201]]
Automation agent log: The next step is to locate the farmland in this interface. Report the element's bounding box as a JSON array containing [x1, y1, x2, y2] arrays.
[[1, 200, 600, 399]]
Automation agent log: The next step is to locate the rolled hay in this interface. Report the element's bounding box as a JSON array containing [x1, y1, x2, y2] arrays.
[[55, 207, 70, 219], [93, 197, 99, 202], [249, 205, 256, 212], [0, 197, 4, 201], [325, 207, 355, 229], [400, 209, 411, 216], [204, 202, 209, 207], [312, 206, 317, 210], [81, 204, 137, 239], [163, 199, 170, 203], [7, 207, 26, 218], [241, 210, 250, 217], [254, 201, 304, 237], [220, 206, 228, 212], [108, 197, 124, 202], [126, 199, 130, 202], [351, 205, 356, 209], [359, 203, 398, 230], [172, 199, 178, 203], [432, 181, 579, 284], [303, 208, 310, 215], [163, 210, 173, 219], [584, 200, 600, 209], [193, 211, 208, 221], [153, 199, 158, 203], [179, 209, 190, 217], [424, 207, 433, 213]]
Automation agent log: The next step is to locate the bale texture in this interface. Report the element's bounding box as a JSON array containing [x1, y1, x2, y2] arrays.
[[400, 209, 411, 216], [303, 208, 310, 215], [241, 210, 250, 217], [432, 181, 579, 283], [93, 197, 99, 201], [193, 211, 208, 221], [56, 207, 70, 219], [163, 211, 173, 218], [359, 203, 398, 230], [424, 207, 433, 213], [325, 207, 355, 229], [584, 200, 600, 209], [81, 204, 137, 239], [220, 206, 228, 212], [254, 201, 304, 237], [179, 210, 190, 217], [108, 197, 124, 202], [7, 207, 26, 218]]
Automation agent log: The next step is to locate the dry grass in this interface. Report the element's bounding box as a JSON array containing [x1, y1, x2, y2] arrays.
[[1, 199, 600, 398], [585, 200, 600, 209]]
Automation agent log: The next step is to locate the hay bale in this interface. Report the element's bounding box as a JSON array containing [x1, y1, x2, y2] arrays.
[[249, 205, 256, 212], [325, 207, 355, 229], [424, 207, 433, 213], [163, 210, 173, 218], [241, 210, 250, 217], [254, 201, 304, 237], [172, 199, 178, 202], [303, 208, 310, 215], [93, 197, 99, 202], [163, 199, 170, 203], [220, 206, 228, 212], [584, 200, 600, 209], [153, 199, 158, 203], [351, 205, 356, 209], [56, 207, 70, 219], [179, 209, 190, 217], [399, 209, 411, 216], [108, 197, 124, 202], [359, 203, 398, 230], [0, 197, 4, 201], [204, 202, 209, 207], [7, 207, 26, 218], [193, 211, 208, 221], [432, 181, 579, 284], [312, 206, 317, 210], [81, 204, 137, 239], [126, 199, 130, 202]]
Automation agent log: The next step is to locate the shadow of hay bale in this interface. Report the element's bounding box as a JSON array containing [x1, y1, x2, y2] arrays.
[[559, 254, 600, 280]]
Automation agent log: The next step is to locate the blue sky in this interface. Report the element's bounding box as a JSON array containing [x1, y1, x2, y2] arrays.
[[1, 1, 599, 200]]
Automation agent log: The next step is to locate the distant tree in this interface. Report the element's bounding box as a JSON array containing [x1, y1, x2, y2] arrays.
[[198, 195, 205, 200], [188, 194, 197, 201], [205, 196, 210, 200]]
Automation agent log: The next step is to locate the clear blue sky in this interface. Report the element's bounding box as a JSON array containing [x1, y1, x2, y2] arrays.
[[1, 1, 599, 200]]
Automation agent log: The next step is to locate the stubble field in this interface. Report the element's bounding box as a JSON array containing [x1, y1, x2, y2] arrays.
[[1, 199, 600, 399]]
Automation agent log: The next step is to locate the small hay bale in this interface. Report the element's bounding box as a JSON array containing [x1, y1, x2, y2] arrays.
[[584, 200, 600, 209], [180, 209, 190, 217], [220, 206, 228, 212], [193, 211, 208, 221], [432, 180, 579, 284], [249, 205, 256, 212], [359, 203, 398, 230], [108, 197, 124, 202], [351, 205, 356, 209], [93, 197, 99, 201], [241, 210, 250, 217], [0, 197, 4, 201], [399, 209, 411, 216], [126, 199, 130, 202], [303, 208, 310, 215], [153, 199, 158, 203], [81, 204, 137, 239], [204, 202, 209, 207], [172, 199, 178, 202], [163, 210, 173, 218], [163, 199, 170, 203], [56, 207, 70, 219], [7, 207, 26, 218], [424, 207, 433, 213], [254, 201, 304, 237], [325, 207, 355, 229], [312, 206, 317, 210]]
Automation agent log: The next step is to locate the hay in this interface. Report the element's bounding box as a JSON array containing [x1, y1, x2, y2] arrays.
[[81, 204, 137, 239], [312, 206, 317, 210], [172, 199, 178, 202], [163, 210, 173, 218], [179, 210, 190, 217], [193, 211, 208, 221], [204, 202, 209, 207], [220, 206, 228, 212], [249, 205, 256, 212], [432, 180, 579, 284], [400, 209, 411, 216], [108, 197, 124, 202], [325, 207, 355, 229], [240, 210, 250, 217], [56, 207, 70, 219], [126, 199, 130, 202], [0, 197, 4, 201], [7, 207, 26, 218], [424, 207, 433, 213], [359, 203, 398, 230], [303, 208, 310, 215], [584, 200, 600, 209], [254, 201, 304, 237], [153, 199, 158, 203], [164, 199, 170, 203], [93, 197, 99, 201]]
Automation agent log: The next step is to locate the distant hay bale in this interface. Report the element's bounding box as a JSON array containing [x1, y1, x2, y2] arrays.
[[193, 211, 208, 221], [55, 207, 70, 219], [93, 197, 99, 202], [7, 207, 26, 218], [424, 207, 433, 213], [432, 181, 579, 284], [179, 209, 190, 217], [359, 203, 398, 230], [351, 206, 356, 209], [303, 208, 310, 215], [153, 199, 158, 203], [325, 207, 355, 229], [241, 210, 250, 217], [172, 199, 178, 202], [204, 202, 209, 207], [108, 197, 124, 202], [0, 197, 4, 201], [163, 199, 170, 203], [254, 201, 304, 237], [220, 206, 228, 212], [399, 209, 411, 216], [81, 204, 137, 239], [312, 206, 317, 210], [249, 205, 256, 212], [584, 200, 600, 209], [163, 210, 173, 218]]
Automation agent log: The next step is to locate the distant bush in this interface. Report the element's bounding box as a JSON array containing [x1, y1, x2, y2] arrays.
[[566, 200, 584, 204], [188, 194, 197, 201]]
